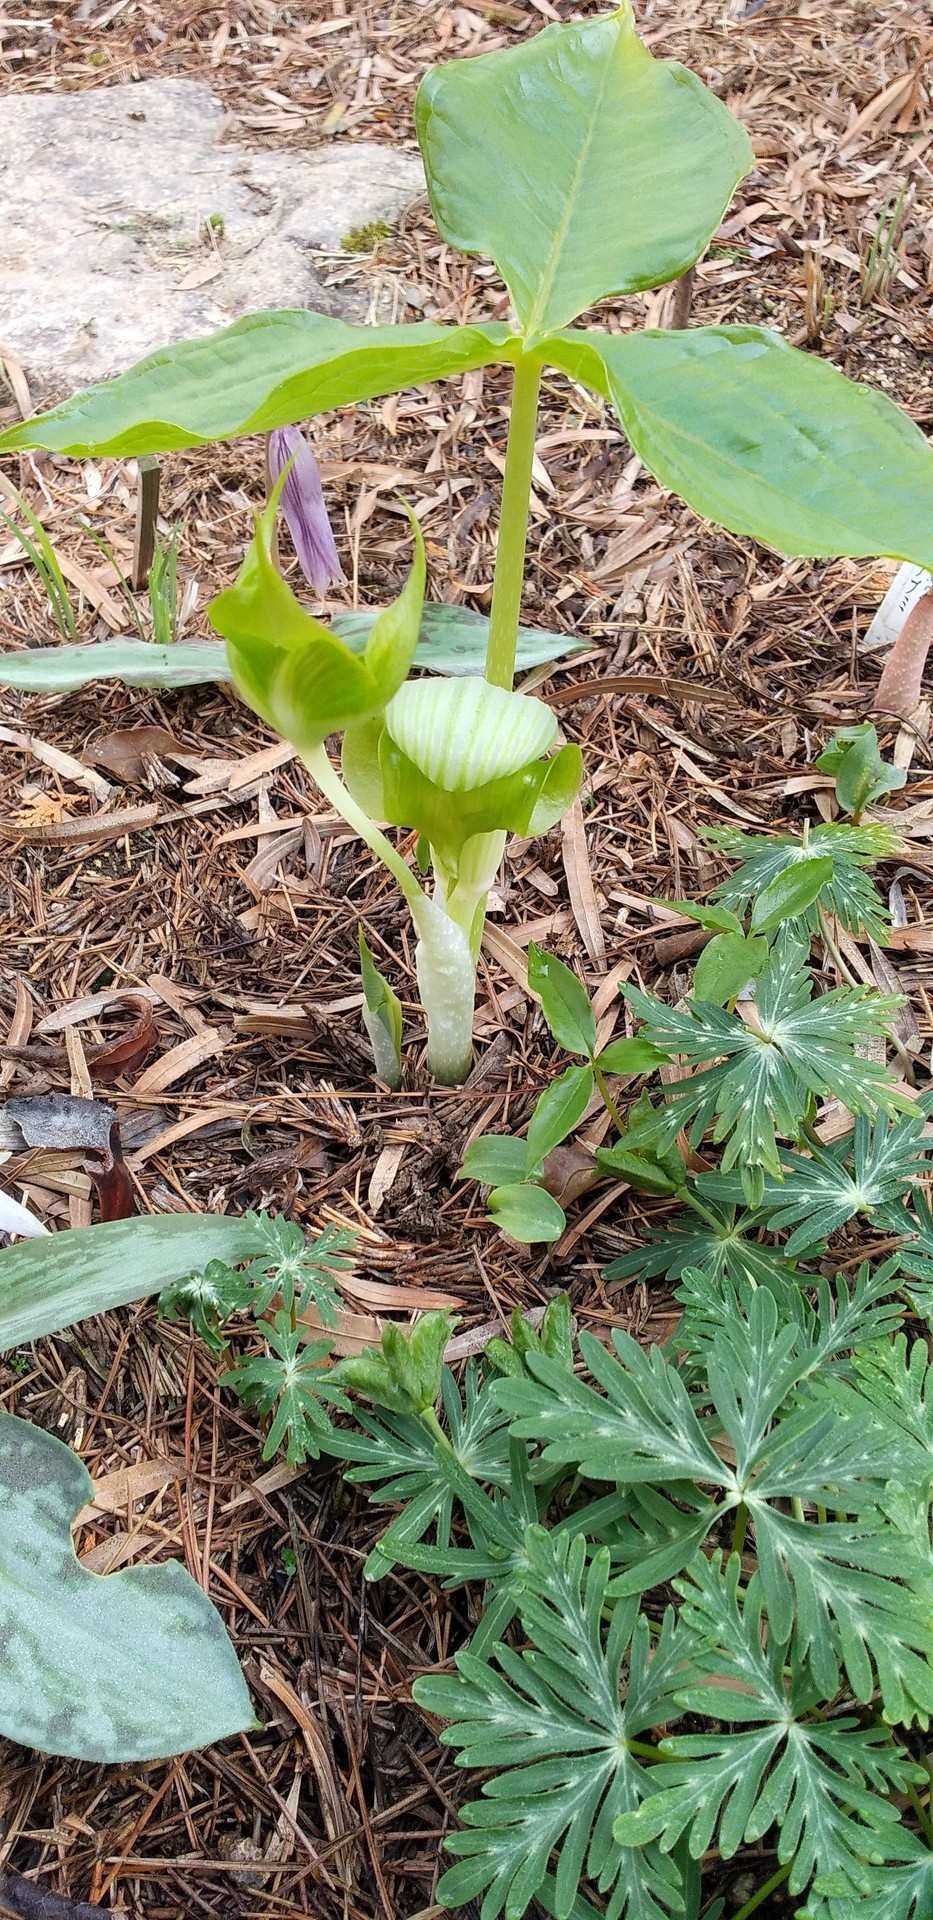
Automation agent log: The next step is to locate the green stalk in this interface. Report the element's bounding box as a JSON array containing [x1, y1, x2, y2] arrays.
[[593, 1061, 627, 1136], [302, 744, 476, 1085], [485, 353, 543, 690], [302, 744, 426, 919], [731, 1862, 792, 1920]]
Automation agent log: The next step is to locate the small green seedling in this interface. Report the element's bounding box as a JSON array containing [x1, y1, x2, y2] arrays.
[[817, 721, 907, 817]]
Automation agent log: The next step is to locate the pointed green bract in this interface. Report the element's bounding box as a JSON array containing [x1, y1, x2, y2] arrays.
[[210, 488, 425, 752], [546, 326, 933, 570], [359, 928, 404, 1089], [416, 4, 752, 345], [0, 313, 515, 456], [0, 1413, 254, 1760]]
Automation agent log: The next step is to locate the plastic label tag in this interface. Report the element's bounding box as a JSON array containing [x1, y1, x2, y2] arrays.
[[864, 563, 933, 652]]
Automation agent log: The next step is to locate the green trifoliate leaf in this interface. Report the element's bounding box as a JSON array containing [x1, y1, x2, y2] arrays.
[[0, 1412, 255, 1760], [707, 820, 899, 941], [0, 312, 515, 456], [416, 5, 752, 345], [528, 944, 596, 1057], [526, 1064, 595, 1174], [693, 930, 770, 1004], [413, 1529, 688, 1920], [209, 483, 425, 752], [358, 927, 403, 1089], [546, 326, 933, 571], [487, 1183, 567, 1245], [817, 722, 907, 816]]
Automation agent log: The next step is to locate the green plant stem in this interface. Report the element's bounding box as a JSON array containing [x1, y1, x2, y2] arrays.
[[485, 353, 543, 690], [593, 1062, 627, 1136], [677, 1185, 726, 1233], [730, 1862, 792, 1920], [421, 1406, 454, 1452], [907, 1778, 933, 1847], [302, 744, 425, 919]]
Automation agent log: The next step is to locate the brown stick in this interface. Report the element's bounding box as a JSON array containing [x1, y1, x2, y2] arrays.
[[669, 265, 695, 330], [872, 589, 933, 719], [130, 454, 161, 590]]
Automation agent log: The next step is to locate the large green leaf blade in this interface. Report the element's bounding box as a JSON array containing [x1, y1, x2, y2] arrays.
[[0, 1213, 265, 1352], [416, 5, 752, 343], [0, 313, 514, 456], [547, 327, 933, 569], [0, 1412, 254, 1760]]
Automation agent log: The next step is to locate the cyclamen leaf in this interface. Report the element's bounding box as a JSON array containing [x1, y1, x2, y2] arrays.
[[0, 1412, 254, 1760], [545, 326, 933, 572], [416, 5, 752, 345]]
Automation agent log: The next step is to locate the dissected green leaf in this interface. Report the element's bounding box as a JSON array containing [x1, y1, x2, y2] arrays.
[[413, 1529, 687, 1920], [0, 1412, 255, 1760], [0, 313, 514, 456], [546, 327, 933, 571], [416, 6, 751, 345], [223, 1315, 348, 1464], [0, 1212, 266, 1353], [615, 1554, 920, 1899], [725, 1112, 927, 1256], [708, 821, 898, 942]]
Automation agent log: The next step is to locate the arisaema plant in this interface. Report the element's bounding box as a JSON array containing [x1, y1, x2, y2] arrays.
[[4, 4, 933, 1081]]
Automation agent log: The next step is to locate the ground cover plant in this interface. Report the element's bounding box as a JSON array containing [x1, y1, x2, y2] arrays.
[[3, 3, 933, 1085], [3, 0, 933, 1914]]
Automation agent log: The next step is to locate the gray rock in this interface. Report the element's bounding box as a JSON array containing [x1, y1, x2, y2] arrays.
[[0, 78, 425, 395]]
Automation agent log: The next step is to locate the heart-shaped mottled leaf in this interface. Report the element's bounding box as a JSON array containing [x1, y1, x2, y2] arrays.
[[0, 1412, 254, 1759], [416, 4, 752, 344], [0, 1213, 266, 1353], [547, 326, 933, 569], [0, 314, 515, 457]]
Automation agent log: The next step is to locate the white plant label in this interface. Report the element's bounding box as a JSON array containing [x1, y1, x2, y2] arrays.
[[864, 563, 933, 652]]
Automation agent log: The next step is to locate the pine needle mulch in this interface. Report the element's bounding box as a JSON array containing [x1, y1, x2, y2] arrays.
[[1, 0, 932, 1913]]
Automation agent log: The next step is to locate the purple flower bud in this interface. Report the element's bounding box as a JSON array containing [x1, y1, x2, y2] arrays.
[[268, 426, 345, 596]]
